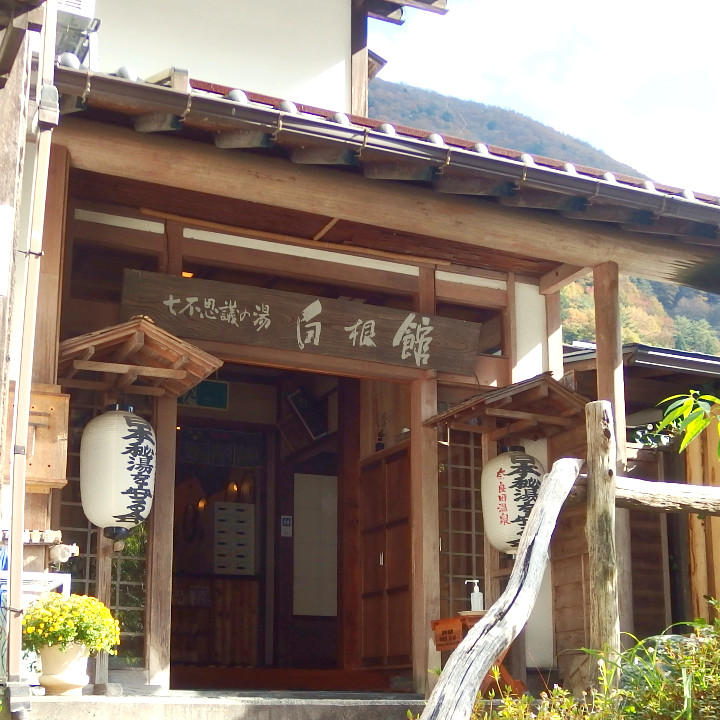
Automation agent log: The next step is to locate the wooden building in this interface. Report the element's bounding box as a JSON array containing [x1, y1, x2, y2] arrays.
[[6, 0, 720, 699]]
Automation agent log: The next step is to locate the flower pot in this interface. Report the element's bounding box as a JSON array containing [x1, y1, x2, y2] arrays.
[[38, 643, 90, 696]]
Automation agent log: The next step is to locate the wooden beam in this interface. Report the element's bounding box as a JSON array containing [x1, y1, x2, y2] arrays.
[[563, 205, 651, 225], [433, 174, 506, 196], [434, 277, 508, 308], [363, 161, 435, 182], [214, 130, 272, 149], [196, 338, 426, 381], [351, 0, 369, 117], [33, 145, 70, 383], [539, 264, 589, 295], [52, 119, 720, 287], [146, 394, 177, 689], [623, 218, 718, 240], [499, 189, 580, 211], [181, 236, 419, 296], [112, 331, 144, 362], [71, 359, 187, 379], [484, 407, 574, 426], [488, 418, 536, 441], [57, 377, 167, 395], [133, 112, 181, 133], [585, 401, 620, 681], [290, 145, 356, 166]]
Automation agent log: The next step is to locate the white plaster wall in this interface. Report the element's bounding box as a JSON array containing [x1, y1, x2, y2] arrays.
[[513, 282, 547, 382], [512, 284, 554, 666], [93, 0, 351, 111], [525, 566, 555, 667]]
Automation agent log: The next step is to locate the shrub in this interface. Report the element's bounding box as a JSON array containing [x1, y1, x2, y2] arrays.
[[22, 592, 120, 654]]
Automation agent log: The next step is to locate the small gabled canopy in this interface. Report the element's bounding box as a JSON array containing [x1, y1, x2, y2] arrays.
[[425, 372, 589, 442], [58, 316, 223, 398]]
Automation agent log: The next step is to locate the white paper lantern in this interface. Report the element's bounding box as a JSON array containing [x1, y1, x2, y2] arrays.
[[480, 448, 545, 553], [80, 405, 156, 541]]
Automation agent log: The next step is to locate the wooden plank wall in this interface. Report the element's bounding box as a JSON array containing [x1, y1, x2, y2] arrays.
[[551, 444, 666, 686], [687, 430, 720, 620]]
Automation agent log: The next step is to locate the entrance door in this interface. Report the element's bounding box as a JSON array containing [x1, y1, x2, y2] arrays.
[[359, 444, 412, 668]]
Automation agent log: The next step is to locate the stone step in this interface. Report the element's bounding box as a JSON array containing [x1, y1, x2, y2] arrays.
[[29, 692, 426, 720]]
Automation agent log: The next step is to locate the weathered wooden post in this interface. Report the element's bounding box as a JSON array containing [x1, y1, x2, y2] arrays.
[[585, 400, 620, 681]]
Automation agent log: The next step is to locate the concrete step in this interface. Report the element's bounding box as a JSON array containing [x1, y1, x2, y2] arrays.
[[29, 691, 426, 720]]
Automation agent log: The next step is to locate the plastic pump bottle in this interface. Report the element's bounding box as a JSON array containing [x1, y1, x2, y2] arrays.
[[465, 579, 484, 612]]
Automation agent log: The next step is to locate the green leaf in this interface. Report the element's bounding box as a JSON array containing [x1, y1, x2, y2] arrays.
[[679, 408, 706, 431], [657, 403, 694, 431], [679, 416, 712, 452]]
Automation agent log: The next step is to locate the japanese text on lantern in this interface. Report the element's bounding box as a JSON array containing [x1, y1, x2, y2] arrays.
[[496, 470, 510, 527], [506, 454, 542, 548], [114, 415, 155, 525]]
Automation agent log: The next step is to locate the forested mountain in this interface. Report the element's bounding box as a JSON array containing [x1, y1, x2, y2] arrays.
[[368, 79, 720, 355]]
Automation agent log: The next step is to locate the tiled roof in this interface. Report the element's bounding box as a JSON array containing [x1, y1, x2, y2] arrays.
[[52, 60, 720, 286]]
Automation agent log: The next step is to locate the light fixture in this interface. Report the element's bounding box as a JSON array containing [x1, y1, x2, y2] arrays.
[[181, 271, 194, 278], [80, 405, 156, 541]]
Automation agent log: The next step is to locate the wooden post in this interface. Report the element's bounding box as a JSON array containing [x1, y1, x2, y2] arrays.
[[350, 0, 368, 117], [593, 261, 633, 640], [339, 378, 362, 669], [33, 145, 69, 384], [421, 458, 582, 720], [410, 267, 440, 695], [145, 394, 177, 689], [585, 401, 620, 674], [93, 532, 114, 688]]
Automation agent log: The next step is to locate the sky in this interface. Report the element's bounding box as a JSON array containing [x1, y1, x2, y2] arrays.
[[368, 0, 720, 197]]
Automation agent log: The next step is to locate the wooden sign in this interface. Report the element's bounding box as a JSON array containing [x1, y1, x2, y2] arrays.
[[121, 270, 481, 375]]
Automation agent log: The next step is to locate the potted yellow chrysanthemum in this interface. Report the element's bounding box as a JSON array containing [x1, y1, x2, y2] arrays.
[[22, 592, 120, 695]]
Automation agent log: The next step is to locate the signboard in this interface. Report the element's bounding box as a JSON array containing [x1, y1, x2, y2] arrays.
[[121, 270, 481, 375], [178, 380, 229, 410]]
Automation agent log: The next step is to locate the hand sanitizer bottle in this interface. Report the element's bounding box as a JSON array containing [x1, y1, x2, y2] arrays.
[[465, 579, 484, 612]]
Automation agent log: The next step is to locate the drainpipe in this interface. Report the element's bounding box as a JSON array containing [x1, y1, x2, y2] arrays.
[[5, 1, 57, 716]]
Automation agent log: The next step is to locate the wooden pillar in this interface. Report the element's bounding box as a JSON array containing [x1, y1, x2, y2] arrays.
[[33, 144, 69, 384], [585, 401, 620, 674], [350, 0, 368, 117], [339, 378, 362, 669], [93, 532, 114, 688], [593, 261, 633, 639], [410, 268, 440, 695], [687, 437, 710, 620], [145, 394, 177, 689]]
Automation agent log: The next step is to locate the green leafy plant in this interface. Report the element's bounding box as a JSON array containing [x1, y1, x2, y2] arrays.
[[656, 390, 720, 455], [433, 601, 720, 720], [22, 592, 121, 654]]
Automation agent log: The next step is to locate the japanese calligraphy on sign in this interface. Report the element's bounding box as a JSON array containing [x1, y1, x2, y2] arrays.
[[121, 270, 482, 375]]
